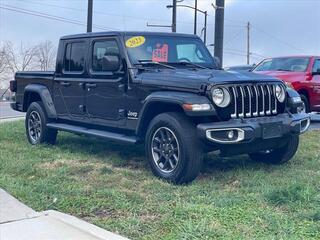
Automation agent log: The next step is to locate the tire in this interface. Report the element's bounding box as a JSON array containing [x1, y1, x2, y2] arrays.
[[145, 112, 203, 184], [25, 101, 57, 145], [300, 94, 310, 113], [249, 136, 299, 164]]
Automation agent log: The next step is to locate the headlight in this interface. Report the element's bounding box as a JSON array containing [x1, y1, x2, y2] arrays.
[[211, 87, 231, 107], [275, 85, 285, 103]]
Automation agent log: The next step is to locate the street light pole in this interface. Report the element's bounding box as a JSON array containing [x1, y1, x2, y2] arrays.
[[167, 3, 207, 42], [204, 11, 207, 44], [194, 0, 197, 35], [87, 0, 93, 33]]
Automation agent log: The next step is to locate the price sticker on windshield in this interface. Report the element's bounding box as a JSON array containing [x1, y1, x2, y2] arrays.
[[125, 36, 145, 48], [152, 44, 168, 62]]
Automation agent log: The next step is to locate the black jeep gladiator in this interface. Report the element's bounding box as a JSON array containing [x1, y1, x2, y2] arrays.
[[10, 32, 310, 184]]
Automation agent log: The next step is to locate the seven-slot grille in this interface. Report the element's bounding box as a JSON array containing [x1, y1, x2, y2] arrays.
[[229, 84, 280, 118]]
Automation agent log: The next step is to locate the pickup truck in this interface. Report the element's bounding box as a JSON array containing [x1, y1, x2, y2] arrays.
[[253, 56, 320, 113], [10, 32, 310, 184]]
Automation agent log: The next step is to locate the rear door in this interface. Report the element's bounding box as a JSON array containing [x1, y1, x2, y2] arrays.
[[85, 37, 127, 127], [54, 40, 88, 120]]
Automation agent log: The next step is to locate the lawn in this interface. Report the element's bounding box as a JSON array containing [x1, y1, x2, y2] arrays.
[[0, 121, 319, 239]]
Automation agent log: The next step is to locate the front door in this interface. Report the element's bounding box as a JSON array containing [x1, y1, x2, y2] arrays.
[[311, 58, 320, 109], [54, 40, 88, 121], [85, 38, 127, 127]]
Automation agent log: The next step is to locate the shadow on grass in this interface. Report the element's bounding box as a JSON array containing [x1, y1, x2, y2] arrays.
[[55, 133, 147, 169], [53, 132, 275, 178]]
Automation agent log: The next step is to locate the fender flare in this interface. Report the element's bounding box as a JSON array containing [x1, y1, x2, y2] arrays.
[[135, 91, 216, 135], [24, 84, 57, 119]]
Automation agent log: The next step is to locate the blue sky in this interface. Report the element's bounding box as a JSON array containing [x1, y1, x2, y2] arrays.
[[1, 0, 319, 66]]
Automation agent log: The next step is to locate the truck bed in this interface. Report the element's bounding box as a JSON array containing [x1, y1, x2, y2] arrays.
[[15, 71, 55, 111]]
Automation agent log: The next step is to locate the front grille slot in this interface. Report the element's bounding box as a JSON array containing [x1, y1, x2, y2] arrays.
[[229, 83, 279, 119]]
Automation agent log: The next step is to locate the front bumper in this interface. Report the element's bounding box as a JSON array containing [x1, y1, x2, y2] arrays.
[[197, 113, 310, 145]]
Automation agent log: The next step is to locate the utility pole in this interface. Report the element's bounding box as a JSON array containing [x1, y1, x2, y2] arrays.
[[87, 0, 93, 32], [194, 0, 197, 35], [214, 0, 225, 66], [246, 21, 250, 65], [172, 0, 177, 32]]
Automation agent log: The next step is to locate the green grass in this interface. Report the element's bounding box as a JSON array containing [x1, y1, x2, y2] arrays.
[[0, 121, 320, 239]]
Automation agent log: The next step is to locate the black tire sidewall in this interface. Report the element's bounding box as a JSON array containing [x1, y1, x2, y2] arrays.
[[300, 94, 310, 113], [25, 102, 48, 145], [249, 135, 299, 164], [145, 113, 200, 183]]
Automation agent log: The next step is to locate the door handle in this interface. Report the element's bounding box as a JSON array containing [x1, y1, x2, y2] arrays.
[[60, 82, 71, 87], [86, 83, 97, 88]]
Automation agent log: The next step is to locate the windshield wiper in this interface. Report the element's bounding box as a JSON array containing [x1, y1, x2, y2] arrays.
[[172, 61, 209, 69], [137, 60, 175, 69]]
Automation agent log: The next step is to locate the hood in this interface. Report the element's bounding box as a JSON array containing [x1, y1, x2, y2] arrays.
[[138, 68, 280, 91]]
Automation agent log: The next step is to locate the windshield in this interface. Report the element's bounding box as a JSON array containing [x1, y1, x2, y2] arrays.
[[124, 35, 216, 68], [254, 57, 310, 72]]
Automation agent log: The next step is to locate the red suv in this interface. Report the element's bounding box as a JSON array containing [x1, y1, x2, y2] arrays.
[[253, 56, 320, 112]]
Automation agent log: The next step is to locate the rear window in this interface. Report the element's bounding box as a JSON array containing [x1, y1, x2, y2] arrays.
[[64, 42, 86, 72]]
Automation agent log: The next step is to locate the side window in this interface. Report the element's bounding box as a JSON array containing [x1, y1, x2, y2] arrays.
[[176, 44, 205, 63], [92, 40, 119, 72], [64, 42, 85, 72], [312, 59, 320, 73]]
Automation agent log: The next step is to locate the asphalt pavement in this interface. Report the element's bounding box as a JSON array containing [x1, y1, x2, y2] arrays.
[[310, 113, 320, 130], [0, 101, 25, 119]]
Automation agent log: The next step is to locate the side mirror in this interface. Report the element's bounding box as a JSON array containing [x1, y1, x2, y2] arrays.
[[102, 54, 120, 72], [214, 57, 222, 69]]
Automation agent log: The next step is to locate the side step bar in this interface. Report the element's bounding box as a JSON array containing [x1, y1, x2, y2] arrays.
[[47, 123, 138, 144]]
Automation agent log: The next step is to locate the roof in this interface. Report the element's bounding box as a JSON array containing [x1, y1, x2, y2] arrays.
[[60, 31, 199, 40], [264, 55, 320, 59]]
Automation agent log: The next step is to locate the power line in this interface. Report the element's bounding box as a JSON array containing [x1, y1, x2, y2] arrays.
[[0, 4, 118, 31], [18, 0, 241, 28], [251, 25, 303, 52], [224, 29, 244, 46], [18, 0, 182, 24]]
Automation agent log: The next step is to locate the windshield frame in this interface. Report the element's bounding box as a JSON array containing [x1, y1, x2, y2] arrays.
[[253, 57, 311, 72], [123, 34, 217, 69]]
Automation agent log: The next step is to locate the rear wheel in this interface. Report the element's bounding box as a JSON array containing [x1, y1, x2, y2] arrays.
[[26, 101, 57, 145], [145, 112, 203, 184], [249, 136, 299, 164], [300, 94, 310, 113]]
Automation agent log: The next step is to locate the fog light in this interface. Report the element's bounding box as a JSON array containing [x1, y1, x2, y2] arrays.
[[206, 128, 245, 143], [227, 130, 234, 139]]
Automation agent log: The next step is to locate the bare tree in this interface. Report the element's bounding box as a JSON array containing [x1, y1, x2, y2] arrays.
[[0, 44, 9, 74], [4, 41, 39, 74], [36, 40, 56, 71]]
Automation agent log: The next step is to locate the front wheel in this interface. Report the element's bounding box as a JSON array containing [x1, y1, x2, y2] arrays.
[[145, 112, 203, 184], [249, 136, 299, 164], [26, 101, 57, 145]]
